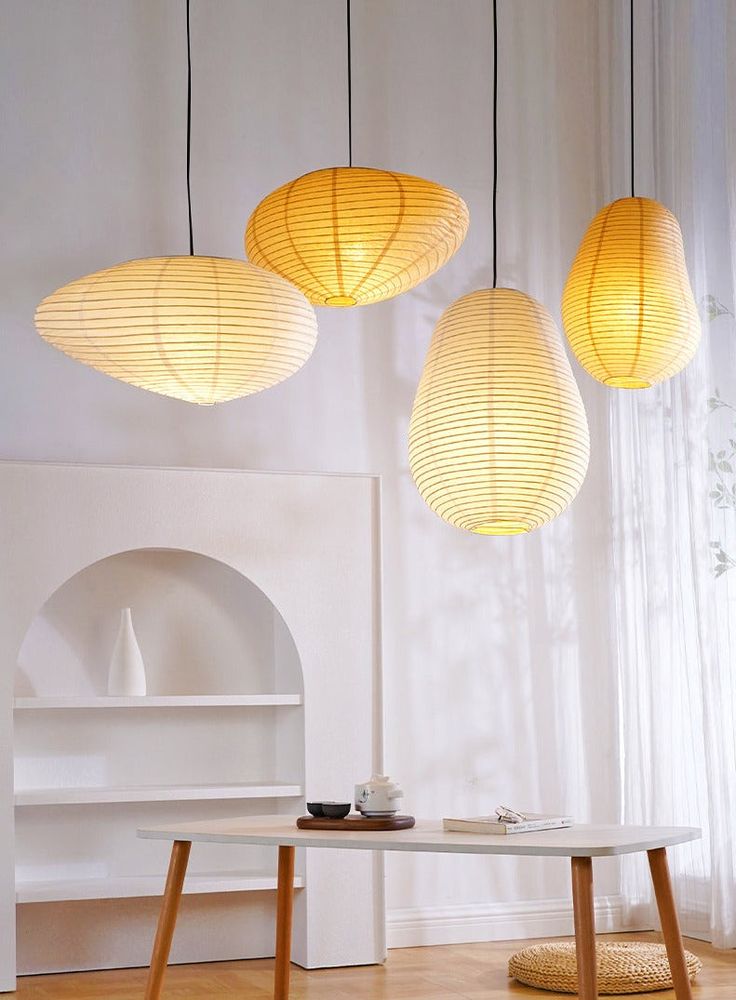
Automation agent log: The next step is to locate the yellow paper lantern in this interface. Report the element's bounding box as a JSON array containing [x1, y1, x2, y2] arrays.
[[561, 197, 700, 388], [245, 166, 469, 307], [34, 255, 318, 405], [409, 288, 590, 535]]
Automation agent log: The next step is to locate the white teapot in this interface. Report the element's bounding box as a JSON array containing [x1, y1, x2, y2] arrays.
[[355, 774, 404, 817]]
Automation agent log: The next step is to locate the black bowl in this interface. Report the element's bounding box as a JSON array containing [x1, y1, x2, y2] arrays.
[[322, 802, 351, 819], [306, 802, 324, 817]]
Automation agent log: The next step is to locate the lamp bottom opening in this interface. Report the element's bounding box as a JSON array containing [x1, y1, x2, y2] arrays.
[[604, 375, 651, 389], [325, 294, 357, 306], [473, 521, 530, 536]]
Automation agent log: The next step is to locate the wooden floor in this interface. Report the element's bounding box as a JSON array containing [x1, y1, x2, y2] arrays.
[[10, 933, 734, 998]]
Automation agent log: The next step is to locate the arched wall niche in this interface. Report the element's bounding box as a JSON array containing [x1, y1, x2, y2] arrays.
[[14, 545, 306, 798], [16, 547, 303, 698]]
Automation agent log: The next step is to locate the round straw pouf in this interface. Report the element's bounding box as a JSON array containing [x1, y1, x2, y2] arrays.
[[508, 941, 702, 995]]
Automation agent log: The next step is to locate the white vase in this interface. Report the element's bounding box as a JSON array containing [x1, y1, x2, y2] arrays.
[[107, 608, 147, 696]]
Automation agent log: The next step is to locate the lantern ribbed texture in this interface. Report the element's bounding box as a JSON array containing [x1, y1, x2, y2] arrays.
[[409, 288, 590, 535], [562, 197, 701, 388], [34, 255, 318, 405], [245, 167, 469, 307]]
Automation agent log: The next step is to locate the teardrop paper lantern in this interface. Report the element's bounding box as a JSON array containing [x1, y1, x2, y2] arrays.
[[409, 288, 590, 535], [562, 197, 700, 388], [35, 256, 318, 405], [245, 167, 469, 307]]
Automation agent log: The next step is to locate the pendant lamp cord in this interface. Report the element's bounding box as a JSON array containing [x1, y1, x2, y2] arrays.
[[630, 0, 635, 198], [492, 0, 498, 289], [347, 0, 353, 167], [186, 0, 195, 255]]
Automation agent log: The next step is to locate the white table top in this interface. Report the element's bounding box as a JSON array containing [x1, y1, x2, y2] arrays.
[[137, 815, 700, 858]]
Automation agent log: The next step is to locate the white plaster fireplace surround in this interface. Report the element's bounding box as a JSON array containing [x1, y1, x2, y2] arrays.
[[0, 462, 385, 990]]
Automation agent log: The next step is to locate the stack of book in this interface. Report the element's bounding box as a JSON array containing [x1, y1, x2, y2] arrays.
[[442, 813, 573, 835]]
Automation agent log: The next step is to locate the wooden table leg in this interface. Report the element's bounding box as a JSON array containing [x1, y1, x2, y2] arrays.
[[144, 840, 191, 1000], [648, 848, 693, 1000], [274, 845, 295, 1000], [571, 856, 598, 1000]]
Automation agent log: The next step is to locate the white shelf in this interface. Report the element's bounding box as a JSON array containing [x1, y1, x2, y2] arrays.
[[14, 694, 302, 709], [15, 782, 303, 806], [16, 870, 305, 903]]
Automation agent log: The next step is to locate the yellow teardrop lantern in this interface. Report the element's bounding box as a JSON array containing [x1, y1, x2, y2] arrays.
[[245, 167, 469, 307], [409, 288, 590, 534], [561, 197, 700, 388], [34, 255, 318, 405]]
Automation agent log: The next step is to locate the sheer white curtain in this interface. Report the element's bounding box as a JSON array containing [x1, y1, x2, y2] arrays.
[[607, 0, 736, 949]]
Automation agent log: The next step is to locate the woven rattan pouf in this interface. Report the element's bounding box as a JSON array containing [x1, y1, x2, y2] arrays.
[[508, 941, 702, 995]]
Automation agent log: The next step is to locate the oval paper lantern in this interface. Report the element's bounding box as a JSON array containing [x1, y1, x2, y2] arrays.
[[35, 256, 318, 405], [409, 288, 590, 535], [245, 167, 469, 307], [562, 197, 700, 388]]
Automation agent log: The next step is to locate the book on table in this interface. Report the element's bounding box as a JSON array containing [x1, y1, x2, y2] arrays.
[[443, 813, 574, 835]]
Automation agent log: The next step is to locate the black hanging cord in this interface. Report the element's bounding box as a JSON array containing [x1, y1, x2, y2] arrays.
[[186, 0, 195, 254], [492, 0, 498, 288], [630, 0, 635, 197], [347, 0, 353, 167]]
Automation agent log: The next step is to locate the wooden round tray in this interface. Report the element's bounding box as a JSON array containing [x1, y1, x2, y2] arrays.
[[296, 814, 415, 831]]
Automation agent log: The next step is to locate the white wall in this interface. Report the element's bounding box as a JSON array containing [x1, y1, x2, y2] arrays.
[[1, 0, 625, 943]]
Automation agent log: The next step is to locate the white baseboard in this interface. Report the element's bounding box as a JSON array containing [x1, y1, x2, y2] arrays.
[[387, 894, 648, 949]]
